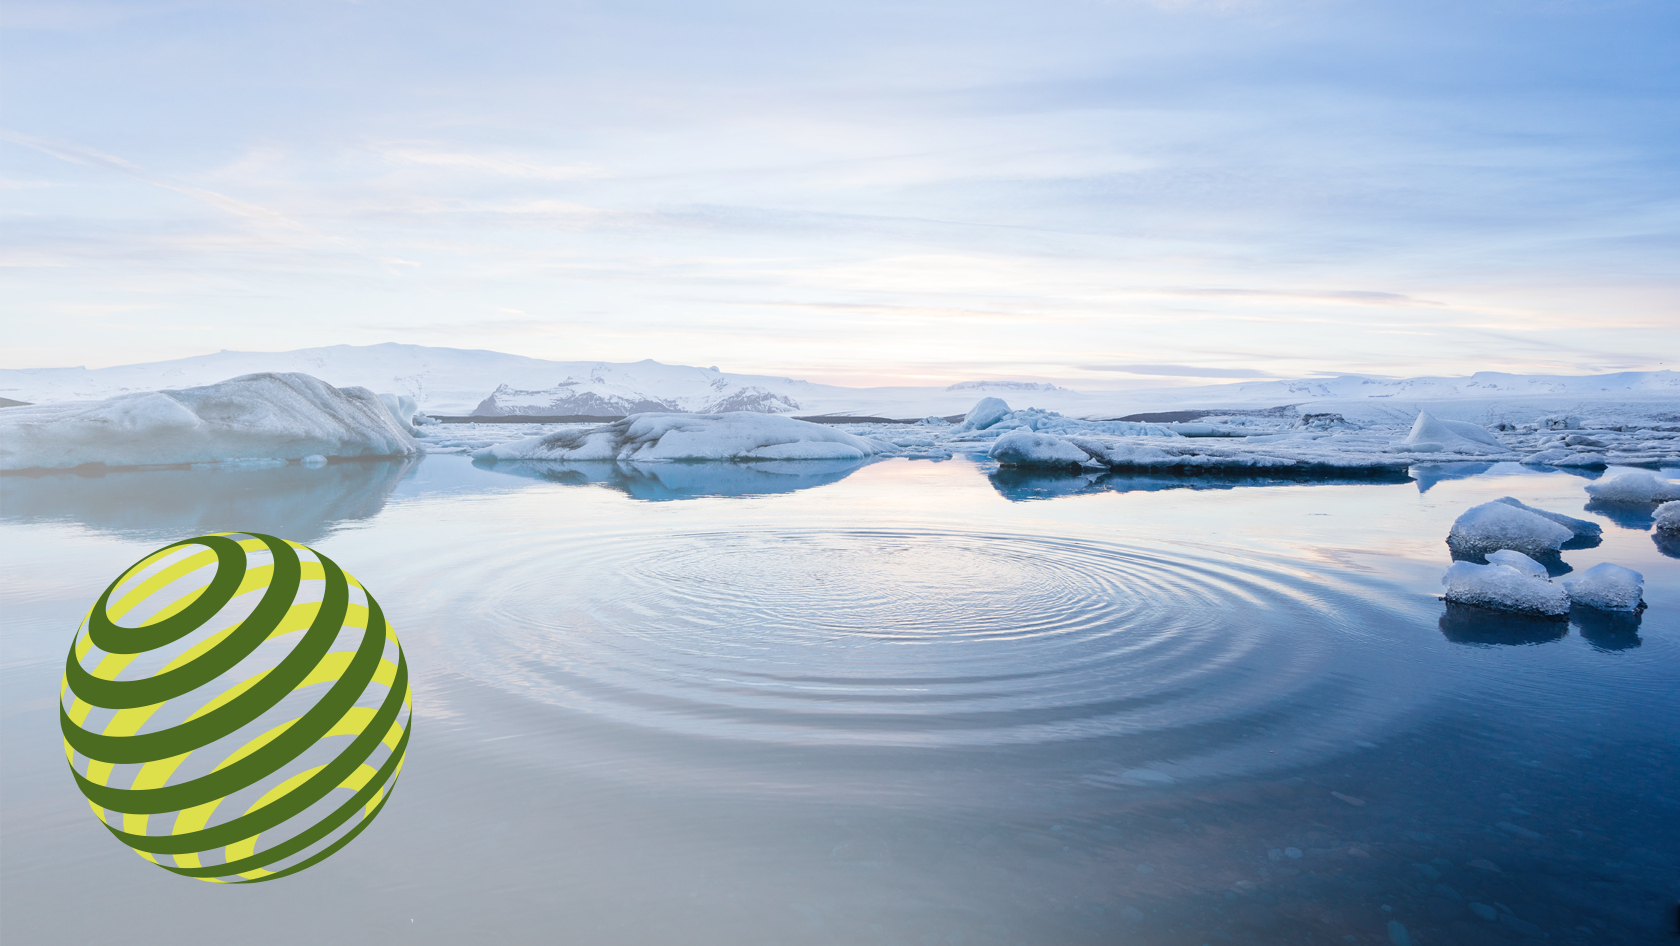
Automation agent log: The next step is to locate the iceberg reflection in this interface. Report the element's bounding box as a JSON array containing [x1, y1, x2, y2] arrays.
[[987, 467, 1413, 502], [1437, 601, 1568, 646], [472, 457, 872, 501], [0, 457, 416, 543], [1571, 607, 1643, 651]]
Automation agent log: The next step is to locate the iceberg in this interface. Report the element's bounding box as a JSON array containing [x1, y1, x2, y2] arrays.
[[1445, 501, 1573, 558], [0, 372, 419, 471], [1561, 563, 1644, 612], [1582, 469, 1680, 503], [987, 431, 1097, 469], [952, 397, 1013, 432], [470, 412, 893, 463], [1491, 496, 1602, 539], [1398, 411, 1506, 455], [1441, 561, 1570, 616], [379, 393, 419, 433]]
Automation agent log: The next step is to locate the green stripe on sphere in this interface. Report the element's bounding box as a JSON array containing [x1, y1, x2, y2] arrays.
[[62, 532, 412, 883]]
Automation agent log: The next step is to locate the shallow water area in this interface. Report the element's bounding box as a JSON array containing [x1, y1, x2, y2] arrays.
[[3, 456, 1676, 945]]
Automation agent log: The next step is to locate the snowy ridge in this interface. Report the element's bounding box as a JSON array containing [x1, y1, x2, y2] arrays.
[[6, 344, 1678, 424], [472, 365, 803, 416]]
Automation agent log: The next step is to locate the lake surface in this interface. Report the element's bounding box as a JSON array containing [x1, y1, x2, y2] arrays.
[[3, 455, 1676, 945]]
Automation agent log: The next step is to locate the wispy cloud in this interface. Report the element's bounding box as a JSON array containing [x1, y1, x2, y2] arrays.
[[1081, 364, 1278, 378], [0, 130, 319, 235]]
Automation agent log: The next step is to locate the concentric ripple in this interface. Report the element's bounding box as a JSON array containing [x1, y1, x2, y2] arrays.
[[428, 527, 1416, 753]]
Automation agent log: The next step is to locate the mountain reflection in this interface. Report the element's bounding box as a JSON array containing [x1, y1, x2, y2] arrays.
[[472, 457, 871, 501], [0, 458, 417, 543]]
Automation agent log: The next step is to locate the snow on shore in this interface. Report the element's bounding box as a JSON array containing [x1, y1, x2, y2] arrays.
[[471, 412, 893, 463], [0, 373, 418, 471]]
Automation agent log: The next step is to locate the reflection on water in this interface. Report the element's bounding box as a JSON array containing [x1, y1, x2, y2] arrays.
[[474, 457, 872, 501], [427, 525, 1415, 767], [1437, 601, 1570, 646], [1584, 499, 1659, 530], [1573, 606, 1644, 651], [1656, 529, 1680, 559], [0, 458, 417, 543], [2, 455, 1676, 946], [987, 466, 1413, 502], [1410, 462, 1494, 493]]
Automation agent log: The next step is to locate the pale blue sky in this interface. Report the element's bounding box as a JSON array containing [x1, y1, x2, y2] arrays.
[[3, 0, 1676, 386]]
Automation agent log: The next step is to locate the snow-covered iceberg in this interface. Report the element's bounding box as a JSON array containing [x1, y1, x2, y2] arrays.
[[1492, 496, 1601, 540], [1441, 560, 1570, 616], [1486, 549, 1549, 580], [1445, 501, 1573, 558], [0, 372, 419, 471], [1582, 469, 1680, 503], [471, 412, 893, 463], [1398, 411, 1505, 455], [987, 430, 1100, 469], [1562, 563, 1644, 612], [1655, 501, 1680, 534]]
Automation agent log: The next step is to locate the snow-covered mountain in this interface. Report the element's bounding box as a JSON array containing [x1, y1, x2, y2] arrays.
[[470, 364, 806, 416], [3, 344, 1676, 425]]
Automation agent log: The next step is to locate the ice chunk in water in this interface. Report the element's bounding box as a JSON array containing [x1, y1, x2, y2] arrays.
[[1655, 501, 1680, 534], [1583, 469, 1680, 503], [988, 430, 1094, 469], [1486, 550, 1548, 580], [954, 397, 1012, 432], [1446, 501, 1573, 558], [1492, 496, 1601, 538], [1399, 411, 1506, 454], [1442, 561, 1570, 616], [1562, 563, 1644, 612], [379, 393, 419, 433]]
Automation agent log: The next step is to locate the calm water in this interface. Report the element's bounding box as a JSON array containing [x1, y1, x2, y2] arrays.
[[3, 456, 1676, 945]]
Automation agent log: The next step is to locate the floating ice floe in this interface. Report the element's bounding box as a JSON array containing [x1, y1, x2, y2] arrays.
[[987, 430, 1102, 469], [1486, 549, 1549, 580], [470, 412, 894, 463], [1582, 469, 1680, 503], [1397, 411, 1506, 455], [0, 372, 418, 471], [1445, 501, 1573, 558], [1655, 501, 1680, 534], [1441, 560, 1570, 616], [1492, 496, 1602, 540], [1561, 563, 1644, 612]]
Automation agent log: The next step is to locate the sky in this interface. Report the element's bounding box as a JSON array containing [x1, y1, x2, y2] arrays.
[[2, 0, 1677, 388]]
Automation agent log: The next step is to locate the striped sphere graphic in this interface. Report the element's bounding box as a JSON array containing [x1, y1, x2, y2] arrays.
[[61, 532, 412, 883]]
